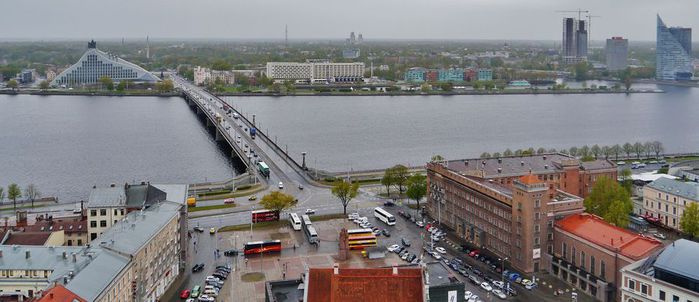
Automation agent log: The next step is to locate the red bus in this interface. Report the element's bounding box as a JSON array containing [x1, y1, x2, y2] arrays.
[[243, 240, 282, 255], [252, 209, 279, 223]]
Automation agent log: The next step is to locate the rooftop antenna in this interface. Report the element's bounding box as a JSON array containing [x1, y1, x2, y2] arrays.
[[555, 9, 589, 21], [146, 36, 150, 59], [285, 24, 288, 48]]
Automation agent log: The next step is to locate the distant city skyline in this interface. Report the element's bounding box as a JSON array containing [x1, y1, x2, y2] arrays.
[[1, 0, 697, 42]]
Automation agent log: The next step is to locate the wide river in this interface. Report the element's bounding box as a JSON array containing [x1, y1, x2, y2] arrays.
[[0, 95, 236, 202], [226, 84, 699, 172]]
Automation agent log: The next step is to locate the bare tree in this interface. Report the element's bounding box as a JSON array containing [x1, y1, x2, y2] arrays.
[[633, 142, 644, 159], [537, 147, 547, 154], [612, 144, 621, 160], [643, 141, 653, 158], [24, 184, 40, 208], [591, 144, 601, 159], [651, 141, 664, 158], [622, 143, 633, 159], [568, 146, 578, 157], [601, 146, 611, 159]]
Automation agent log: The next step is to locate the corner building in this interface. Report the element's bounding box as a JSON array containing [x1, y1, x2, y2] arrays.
[[426, 154, 616, 274]]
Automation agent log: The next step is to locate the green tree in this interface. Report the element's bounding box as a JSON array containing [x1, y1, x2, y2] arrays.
[[392, 165, 410, 193], [24, 184, 40, 208], [406, 174, 427, 217], [503, 149, 513, 157], [537, 148, 547, 155], [270, 83, 282, 93], [430, 154, 444, 162], [283, 81, 295, 94], [420, 83, 431, 92], [156, 79, 174, 93], [6, 79, 18, 91], [484, 81, 495, 90], [211, 60, 232, 71], [7, 183, 22, 209], [480, 152, 491, 158], [259, 191, 297, 214], [680, 203, 699, 237], [116, 81, 127, 92], [440, 82, 453, 92], [39, 80, 49, 90], [472, 81, 482, 90], [99, 76, 114, 90], [331, 179, 359, 215], [584, 176, 632, 225], [603, 199, 632, 228], [574, 62, 590, 81], [237, 75, 250, 87], [381, 167, 396, 196], [492, 152, 502, 158], [0, 187, 4, 203]]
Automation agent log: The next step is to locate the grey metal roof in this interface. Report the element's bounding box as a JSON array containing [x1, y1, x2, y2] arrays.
[[445, 153, 605, 177], [426, 262, 457, 287], [0, 245, 86, 274], [653, 239, 699, 282], [93, 201, 181, 256], [151, 184, 188, 205], [647, 177, 699, 201], [87, 187, 126, 208], [126, 184, 166, 208], [65, 250, 130, 302]]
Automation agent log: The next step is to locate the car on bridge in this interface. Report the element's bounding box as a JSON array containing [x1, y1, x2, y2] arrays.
[[278, 182, 284, 189]]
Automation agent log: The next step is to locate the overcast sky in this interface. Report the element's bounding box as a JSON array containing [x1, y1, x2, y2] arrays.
[[1, 0, 696, 42]]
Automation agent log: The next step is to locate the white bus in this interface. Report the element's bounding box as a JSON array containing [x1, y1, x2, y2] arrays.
[[289, 213, 302, 231], [301, 214, 313, 227], [374, 207, 396, 226], [305, 225, 319, 244]]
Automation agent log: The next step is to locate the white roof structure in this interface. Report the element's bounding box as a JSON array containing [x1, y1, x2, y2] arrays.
[[51, 40, 159, 87]]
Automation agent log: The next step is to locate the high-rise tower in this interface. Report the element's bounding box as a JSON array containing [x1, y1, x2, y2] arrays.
[[656, 15, 693, 80]]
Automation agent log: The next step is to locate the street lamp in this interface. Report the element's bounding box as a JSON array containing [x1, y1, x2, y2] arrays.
[[252, 114, 256, 126], [499, 257, 509, 283], [301, 152, 307, 170]]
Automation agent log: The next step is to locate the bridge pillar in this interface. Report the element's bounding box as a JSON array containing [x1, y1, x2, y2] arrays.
[[206, 118, 213, 128], [196, 107, 202, 115], [215, 129, 224, 142]]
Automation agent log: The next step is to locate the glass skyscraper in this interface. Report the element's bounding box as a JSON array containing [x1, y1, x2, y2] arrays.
[[51, 40, 160, 87], [656, 15, 693, 81]]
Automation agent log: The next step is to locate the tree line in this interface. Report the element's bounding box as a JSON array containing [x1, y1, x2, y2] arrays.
[[0, 183, 41, 209], [480, 141, 664, 161]]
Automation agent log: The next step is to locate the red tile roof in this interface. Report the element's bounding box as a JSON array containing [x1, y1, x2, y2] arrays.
[[518, 174, 542, 185], [306, 267, 424, 302], [3, 232, 51, 246], [25, 220, 87, 234], [556, 213, 662, 260], [32, 285, 86, 302]]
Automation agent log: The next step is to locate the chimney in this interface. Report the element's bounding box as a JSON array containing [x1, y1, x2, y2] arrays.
[[545, 165, 549, 170], [543, 155, 547, 160], [497, 167, 502, 173], [333, 263, 339, 275], [392, 266, 398, 275], [62, 251, 67, 259], [93, 185, 96, 189], [25, 250, 30, 259], [110, 183, 115, 187], [49, 293, 54, 299], [521, 161, 524, 166], [497, 158, 502, 164], [72, 253, 77, 262]]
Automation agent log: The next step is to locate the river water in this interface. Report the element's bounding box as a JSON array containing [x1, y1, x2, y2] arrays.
[[226, 84, 699, 172], [0, 95, 236, 202]]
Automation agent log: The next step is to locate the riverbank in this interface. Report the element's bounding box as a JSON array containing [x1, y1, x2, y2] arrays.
[[215, 88, 661, 97], [0, 90, 179, 97]]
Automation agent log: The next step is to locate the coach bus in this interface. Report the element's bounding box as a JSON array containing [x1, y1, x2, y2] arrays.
[[374, 207, 396, 226], [243, 240, 282, 255], [251, 209, 279, 223], [257, 161, 270, 177], [289, 213, 302, 231], [301, 214, 318, 244], [347, 228, 377, 250]]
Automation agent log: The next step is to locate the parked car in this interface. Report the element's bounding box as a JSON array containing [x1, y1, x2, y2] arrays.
[[191, 286, 202, 298], [492, 289, 507, 299], [180, 289, 191, 299], [435, 247, 447, 254], [223, 249, 239, 256], [248, 195, 257, 201], [305, 208, 316, 215], [401, 238, 411, 247], [653, 233, 667, 240], [407, 253, 417, 262], [193, 226, 204, 233], [469, 250, 480, 257], [209, 227, 216, 234], [416, 221, 425, 227], [468, 275, 480, 285], [464, 291, 473, 300], [192, 263, 204, 273], [492, 281, 504, 289], [387, 244, 401, 252], [480, 282, 493, 292], [223, 198, 235, 204], [382, 229, 391, 237], [278, 182, 284, 189], [383, 201, 395, 207]]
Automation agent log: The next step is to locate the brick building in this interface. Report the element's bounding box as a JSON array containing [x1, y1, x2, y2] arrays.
[[425, 154, 617, 274], [306, 266, 424, 302], [549, 213, 662, 302]]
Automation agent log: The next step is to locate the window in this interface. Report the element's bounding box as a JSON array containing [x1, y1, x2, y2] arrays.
[[77, 239, 82, 245], [628, 279, 635, 290], [90, 210, 97, 216], [100, 209, 106, 216], [640, 284, 648, 295], [659, 290, 666, 301], [580, 251, 586, 268], [563, 243, 568, 259], [600, 260, 606, 278], [90, 221, 97, 228], [672, 295, 679, 302], [572, 247, 577, 265], [100, 220, 107, 227], [91, 233, 97, 240], [114, 209, 118, 215], [535, 199, 540, 208], [120, 209, 125, 215], [590, 256, 595, 275], [67, 240, 73, 246]]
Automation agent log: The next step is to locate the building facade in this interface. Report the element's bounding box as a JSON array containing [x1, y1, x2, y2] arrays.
[[477, 69, 493, 81], [656, 15, 693, 81], [438, 68, 465, 82], [266, 61, 364, 82], [620, 239, 699, 302], [642, 177, 699, 231], [51, 40, 160, 87], [193, 66, 236, 86], [606, 37, 629, 71], [562, 18, 589, 64], [548, 213, 662, 302], [404, 67, 427, 83]]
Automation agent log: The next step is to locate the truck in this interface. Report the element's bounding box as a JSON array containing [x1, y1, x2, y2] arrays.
[[250, 127, 257, 139], [215, 112, 222, 124]]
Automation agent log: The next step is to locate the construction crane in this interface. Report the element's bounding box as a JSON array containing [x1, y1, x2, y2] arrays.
[[587, 15, 602, 42], [555, 9, 589, 21]]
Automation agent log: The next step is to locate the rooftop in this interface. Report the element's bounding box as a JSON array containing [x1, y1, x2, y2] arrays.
[[425, 262, 459, 287], [646, 177, 699, 201], [87, 187, 125, 208], [93, 201, 181, 256], [444, 153, 614, 178], [64, 250, 130, 302], [556, 213, 662, 260], [653, 239, 699, 283], [2, 232, 51, 245], [24, 220, 87, 235], [306, 267, 424, 302], [265, 278, 304, 302], [87, 183, 187, 209], [34, 284, 86, 302], [0, 245, 93, 281]]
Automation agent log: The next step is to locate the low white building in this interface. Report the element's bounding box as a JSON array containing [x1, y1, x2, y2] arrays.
[[193, 66, 235, 86], [266, 61, 364, 82], [620, 239, 699, 302]]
